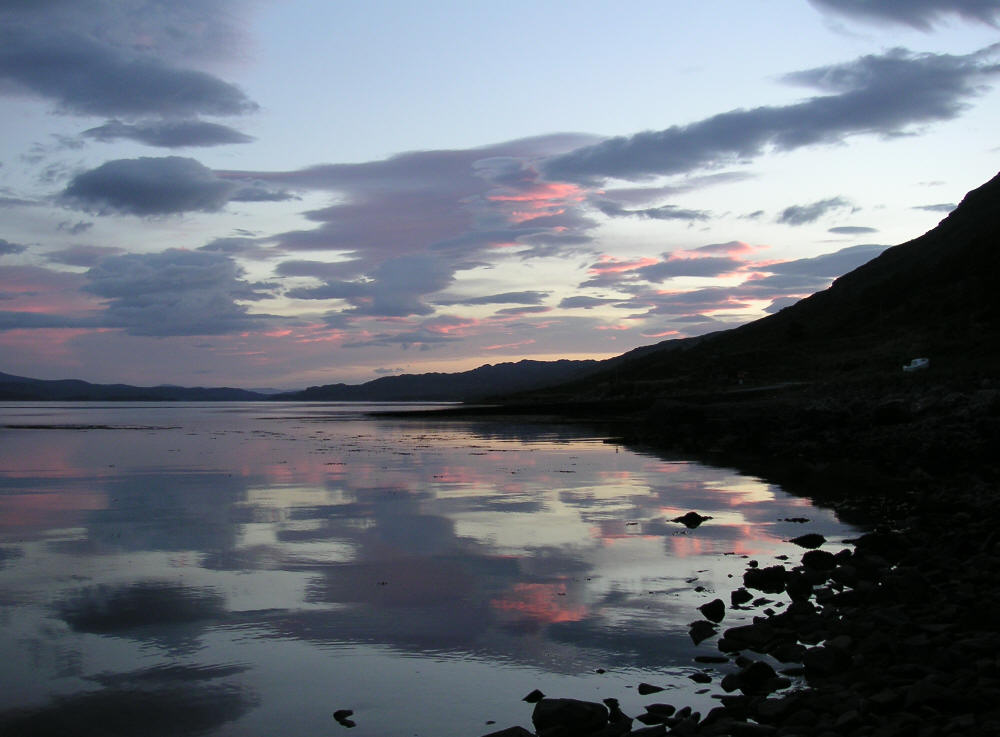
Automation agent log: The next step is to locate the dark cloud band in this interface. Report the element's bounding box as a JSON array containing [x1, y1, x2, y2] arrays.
[[543, 46, 1000, 184]]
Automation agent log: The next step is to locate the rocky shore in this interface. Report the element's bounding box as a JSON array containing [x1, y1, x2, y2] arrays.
[[473, 374, 1000, 736]]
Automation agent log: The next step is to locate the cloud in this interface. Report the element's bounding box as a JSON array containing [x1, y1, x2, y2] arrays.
[[56, 220, 94, 235], [0, 311, 96, 330], [494, 305, 551, 316], [0, 239, 26, 256], [558, 296, 621, 309], [828, 225, 878, 234], [286, 254, 456, 317], [342, 318, 469, 350], [543, 45, 1000, 183], [228, 184, 299, 203], [436, 291, 549, 306], [638, 255, 744, 280], [809, 0, 1000, 29], [45, 245, 125, 267], [198, 237, 276, 260], [763, 243, 887, 277], [0, 2, 257, 118], [62, 157, 237, 215], [82, 119, 254, 148], [913, 202, 956, 212], [594, 201, 710, 221], [575, 243, 890, 323], [221, 134, 599, 321], [82, 249, 276, 336], [778, 197, 853, 225]]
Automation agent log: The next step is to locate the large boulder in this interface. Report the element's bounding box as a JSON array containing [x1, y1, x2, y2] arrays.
[[532, 698, 609, 735]]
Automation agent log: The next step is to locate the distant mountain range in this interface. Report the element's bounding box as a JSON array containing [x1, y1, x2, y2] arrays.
[[273, 359, 599, 402], [4, 170, 997, 404], [0, 372, 265, 401], [0, 359, 601, 402]]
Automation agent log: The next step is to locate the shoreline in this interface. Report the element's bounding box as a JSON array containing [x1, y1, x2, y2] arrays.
[[404, 375, 1000, 736]]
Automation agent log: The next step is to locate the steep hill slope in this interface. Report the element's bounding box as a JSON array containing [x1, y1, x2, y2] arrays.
[[548, 170, 1000, 400]]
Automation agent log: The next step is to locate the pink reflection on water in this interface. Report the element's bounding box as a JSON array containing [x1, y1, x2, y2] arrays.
[[491, 582, 588, 623], [0, 490, 107, 530]]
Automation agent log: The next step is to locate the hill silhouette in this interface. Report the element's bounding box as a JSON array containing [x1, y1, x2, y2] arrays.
[[528, 170, 1000, 401], [275, 359, 598, 402], [0, 372, 266, 401]]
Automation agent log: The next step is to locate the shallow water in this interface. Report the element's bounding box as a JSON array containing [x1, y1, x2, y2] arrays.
[[0, 402, 854, 736]]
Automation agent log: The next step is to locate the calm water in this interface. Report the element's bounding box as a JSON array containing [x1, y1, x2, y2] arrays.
[[0, 402, 854, 736]]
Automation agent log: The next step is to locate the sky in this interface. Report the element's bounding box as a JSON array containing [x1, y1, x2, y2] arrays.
[[0, 1, 998, 389]]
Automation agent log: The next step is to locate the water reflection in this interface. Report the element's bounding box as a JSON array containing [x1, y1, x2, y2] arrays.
[[0, 403, 854, 737]]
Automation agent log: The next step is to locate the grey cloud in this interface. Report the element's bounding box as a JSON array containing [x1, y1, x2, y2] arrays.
[[765, 244, 887, 277], [494, 305, 551, 316], [436, 291, 549, 306], [83, 119, 254, 148], [765, 296, 803, 313], [219, 133, 598, 258], [638, 256, 743, 280], [56, 220, 93, 234], [63, 157, 237, 215], [198, 237, 276, 260], [809, 0, 1000, 29], [778, 197, 852, 225], [287, 254, 456, 318], [83, 249, 276, 336], [229, 185, 298, 202], [828, 225, 878, 234], [0, 27, 257, 118], [221, 135, 600, 316], [544, 46, 1000, 183], [913, 202, 956, 212], [0, 238, 26, 256], [45, 244, 124, 267], [343, 328, 462, 350], [595, 201, 710, 221], [0, 310, 98, 330], [558, 296, 621, 309], [274, 259, 365, 280], [637, 287, 754, 317], [600, 173, 755, 206]]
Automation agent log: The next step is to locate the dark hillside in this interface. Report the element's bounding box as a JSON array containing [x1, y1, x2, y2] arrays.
[[277, 359, 599, 402], [545, 171, 1000, 400]]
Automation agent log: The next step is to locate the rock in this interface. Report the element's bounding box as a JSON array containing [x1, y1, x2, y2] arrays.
[[522, 689, 545, 703], [645, 703, 675, 717], [637, 682, 665, 695], [481, 728, 533, 737], [333, 709, 356, 728], [744, 565, 788, 593], [802, 646, 850, 677], [731, 587, 754, 606], [672, 511, 712, 528], [699, 598, 726, 623], [833, 710, 861, 730], [635, 712, 668, 726], [784, 571, 813, 602], [688, 672, 712, 684], [531, 698, 608, 735], [694, 655, 728, 664], [789, 533, 826, 549], [737, 660, 779, 695], [801, 549, 837, 570], [689, 619, 718, 644], [630, 726, 667, 737]]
